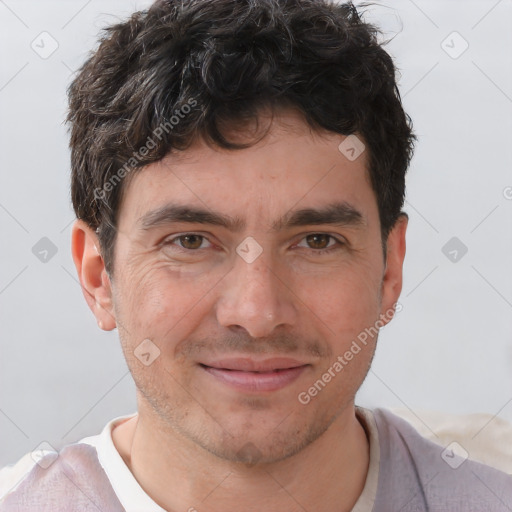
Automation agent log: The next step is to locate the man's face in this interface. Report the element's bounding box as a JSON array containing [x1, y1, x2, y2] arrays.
[[106, 110, 405, 464]]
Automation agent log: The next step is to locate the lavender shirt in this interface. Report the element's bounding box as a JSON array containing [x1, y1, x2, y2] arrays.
[[1, 408, 511, 511]]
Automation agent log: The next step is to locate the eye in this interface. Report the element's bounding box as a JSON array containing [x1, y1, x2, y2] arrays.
[[295, 233, 344, 254], [164, 234, 212, 251]]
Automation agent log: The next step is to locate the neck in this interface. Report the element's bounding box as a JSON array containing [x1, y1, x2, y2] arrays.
[[113, 404, 370, 512]]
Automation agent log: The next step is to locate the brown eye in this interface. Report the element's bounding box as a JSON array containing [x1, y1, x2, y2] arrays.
[[176, 234, 205, 250], [305, 234, 332, 249]]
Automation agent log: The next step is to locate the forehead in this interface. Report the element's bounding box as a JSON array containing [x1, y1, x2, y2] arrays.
[[117, 112, 376, 230]]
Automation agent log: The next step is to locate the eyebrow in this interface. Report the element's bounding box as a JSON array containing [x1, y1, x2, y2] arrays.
[[138, 201, 365, 233]]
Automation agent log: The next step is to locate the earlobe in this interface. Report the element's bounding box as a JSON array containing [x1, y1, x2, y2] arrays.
[[71, 220, 117, 331], [379, 214, 408, 324]]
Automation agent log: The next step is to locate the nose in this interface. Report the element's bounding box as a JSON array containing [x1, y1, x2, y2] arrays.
[[215, 252, 298, 338]]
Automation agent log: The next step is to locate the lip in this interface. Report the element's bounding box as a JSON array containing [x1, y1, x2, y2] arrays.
[[199, 357, 310, 393], [202, 357, 308, 372]]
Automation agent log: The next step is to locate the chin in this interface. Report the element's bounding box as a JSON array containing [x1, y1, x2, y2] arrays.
[[192, 413, 335, 466]]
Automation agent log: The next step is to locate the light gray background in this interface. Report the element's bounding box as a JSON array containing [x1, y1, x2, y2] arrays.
[[1, 0, 511, 467]]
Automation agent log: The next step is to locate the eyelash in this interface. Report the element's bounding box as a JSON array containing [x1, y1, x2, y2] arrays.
[[162, 233, 345, 255]]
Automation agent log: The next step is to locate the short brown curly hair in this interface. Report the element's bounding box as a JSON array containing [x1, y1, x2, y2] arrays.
[[67, 0, 415, 278]]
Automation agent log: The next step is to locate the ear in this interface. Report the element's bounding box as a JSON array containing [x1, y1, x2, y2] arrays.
[[71, 219, 117, 331], [379, 213, 408, 325]]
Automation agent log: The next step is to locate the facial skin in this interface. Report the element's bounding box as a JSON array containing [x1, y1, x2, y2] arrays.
[[72, 109, 407, 512]]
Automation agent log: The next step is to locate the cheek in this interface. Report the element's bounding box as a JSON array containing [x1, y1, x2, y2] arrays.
[[299, 259, 383, 341], [115, 262, 219, 349]]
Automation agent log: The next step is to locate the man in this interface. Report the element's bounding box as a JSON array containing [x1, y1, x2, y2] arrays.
[[1, 0, 510, 510]]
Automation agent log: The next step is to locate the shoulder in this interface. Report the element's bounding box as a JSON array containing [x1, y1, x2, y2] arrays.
[[369, 407, 512, 511], [0, 451, 48, 500], [0, 443, 123, 511]]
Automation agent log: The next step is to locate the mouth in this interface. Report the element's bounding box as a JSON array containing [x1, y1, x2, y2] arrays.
[[198, 358, 310, 393]]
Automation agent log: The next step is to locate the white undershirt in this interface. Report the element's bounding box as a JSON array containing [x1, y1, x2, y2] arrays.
[[80, 412, 166, 512]]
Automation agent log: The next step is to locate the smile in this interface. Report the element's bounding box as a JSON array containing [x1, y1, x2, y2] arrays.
[[199, 358, 309, 393]]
